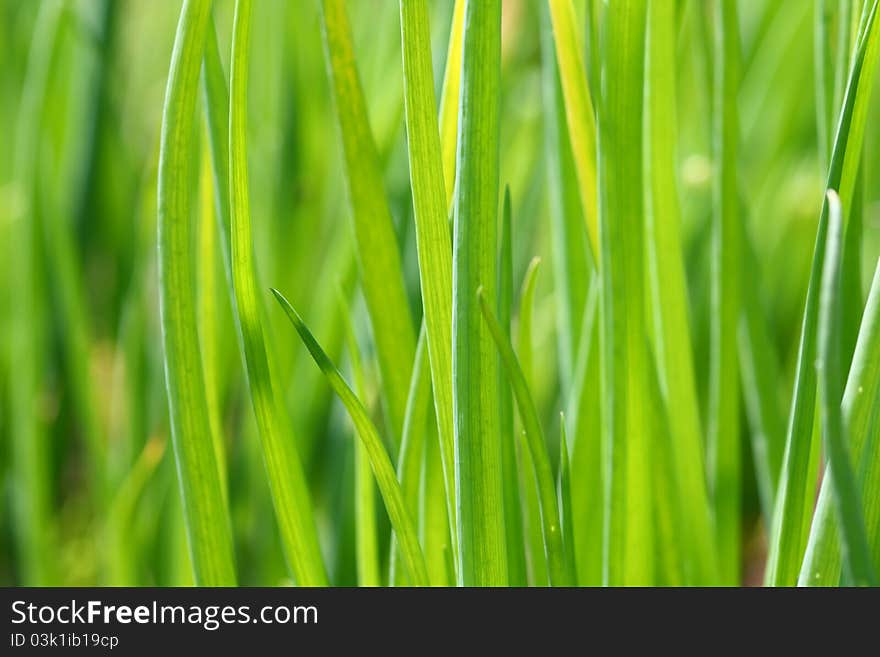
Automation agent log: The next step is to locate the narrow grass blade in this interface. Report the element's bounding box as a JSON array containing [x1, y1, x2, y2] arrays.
[[398, 0, 456, 550], [438, 0, 465, 210], [766, 0, 880, 586], [272, 289, 429, 586], [498, 189, 527, 586], [814, 191, 876, 586], [547, 0, 600, 262], [320, 0, 417, 447], [339, 298, 380, 587], [229, 0, 326, 586], [518, 258, 542, 388], [801, 259, 880, 585], [709, 0, 742, 585], [557, 416, 576, 580], [478, 287, 572, 586], [598, 0, 652, 586], [452, 0, 507, 586], [646, 0, 719, 585], [158, 0, 236, 586]]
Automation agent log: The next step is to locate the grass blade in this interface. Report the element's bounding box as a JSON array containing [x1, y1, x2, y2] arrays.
[[598, 0, 652, 586], [765, 0, 880, 586], [158, 0, 236, 586], [229, 0, 326, 586], [547, 0, 600, 263], [709, 0, 742, 585], [478, 287, 572, 586], [398, 0, 457, 550], [646, 0, 719, 585], [557, 416, 576, 581], [272, 289, 429, 587], [452, 0, 507, 586], [438, 0, 465, 209], [320, 0, 417, 447], [814, 190, 876, 586]]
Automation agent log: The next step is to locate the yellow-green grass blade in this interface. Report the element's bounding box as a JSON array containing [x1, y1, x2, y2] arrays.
[[599, 0, 652, 586], [319, 0, 417, 448], [398, 0, 456, 548], [339, 297, 380, 587], [452, 0, 507, 586], [646, 0, 719, 585], [272, 289, 429, 587], [518, 257, 542, 391], [709, 0, 742, 586], [158, 0, 236, 586], [229, 0, 326, 586], [557, 416, 576, 581], [438, 0, 465, 210], [547, 0, 599, 263], [479, 288, 572, 587], [422, 419, 453, 586], [766, 0, 880, 586], [498, 189, 527, 586], [814, 191, 876, 586], [801, 259, 880, 585]]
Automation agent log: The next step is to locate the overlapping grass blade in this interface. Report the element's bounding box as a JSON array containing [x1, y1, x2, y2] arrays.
[[272, 289, 429, 586], [229, 0, 326, 586], [708, 0, 742, 585], [814, 191, 875, 586], [765, 0, 880, 586], [452, 0, 507, 586], [438, 0, 465, 209], [319, 0, 416, 448], [557, 417, 576, 580], [478, 287, 572, 586], [157, 0, 236, 586], [598, 0, 652, 586], [398, 0, 456, 549], [645, 0, 719, 585]]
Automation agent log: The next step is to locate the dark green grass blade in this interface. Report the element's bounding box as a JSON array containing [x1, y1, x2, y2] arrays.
[[158, 0, 236, 586], [814, 191, 875, 586], [452, 0, 507, 586], [272, 289, 429, 587], [229, 0, 326, 586]]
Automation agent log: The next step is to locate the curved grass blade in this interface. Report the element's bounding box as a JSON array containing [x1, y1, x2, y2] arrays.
[[646, 0, 719, 585], [158, 0, 236, 586], [319, 0, 417, 448], [547, 0, 599, 263], [452, 0, 507, 586], [766, 0, 880, 586], [801, 259, 880, 585], [438, 0, 465, 210], [709, 0, 742, 585], [814, 191, 876, 586], [478, 287, 572, 587], [398, 0, 456, 549], [229, 0, 326, 586], [272, 289, 429, 587], [598, 0, 652, 586]]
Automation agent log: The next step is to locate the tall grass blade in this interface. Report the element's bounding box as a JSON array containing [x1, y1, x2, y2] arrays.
[[438, 0, 465, 209], [158, 0, 236, 586], [452, 0, 507, 586], [229, 0, 326, 586], [272, 289, 429, 586]]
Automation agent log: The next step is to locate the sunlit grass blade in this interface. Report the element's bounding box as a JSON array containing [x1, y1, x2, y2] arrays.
[[272, 289, 429, 586], [229, 0, 326, 586], [709, 0, 742, 586], [801, 258, 880, 585], [438, 0, 465, 210], [518, 257, 542, 388], [478, 287, 572, 586], [157, 0, 236, 586], [452, 0, 507, 586], [814, 190, 876, 586], [547, 0, 599, 263], [557, 415, 576, 580], [319, 0, 417, 448], [398, 0, 456, 551], [645, 0, 719, 585], [498, 189, 527, 586], [765, 0, 880, 586], [598, 0, 652, 586]]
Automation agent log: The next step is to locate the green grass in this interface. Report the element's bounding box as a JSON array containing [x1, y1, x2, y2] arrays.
[[3, 0, 880, 588]]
